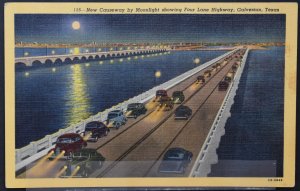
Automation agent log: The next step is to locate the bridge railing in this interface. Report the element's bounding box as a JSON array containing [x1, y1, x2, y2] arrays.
[[189, 49, 249, 177], [15, 49, 238, 171]]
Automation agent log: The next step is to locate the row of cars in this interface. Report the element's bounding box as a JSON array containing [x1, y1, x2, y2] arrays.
[[159, 51, 245, 174], [48, 56, 236, 177], [218, 50, 245, 91], [48, 89, 195, 176], [57, 145, 193, 177]]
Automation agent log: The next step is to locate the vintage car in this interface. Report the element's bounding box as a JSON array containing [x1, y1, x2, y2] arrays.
[[196, 75, 205, 84], [48, 133, 87, 160], [60, 148, 105, 178], [232, 65, 238, 72], [174, 105, 192, 120], [155, 89, 168, 101], [126, 103, 147, 118], [218, 81, 229, 91], [172, 91, 185, 104], [158, 96, 174, 111], [106, 110, 127, 129], [224, 72, 234, 83], [84, 121, 110, 142], [215, 63, 221, 68], [158, 148, 193, 174], [204, 69, 212, 77]]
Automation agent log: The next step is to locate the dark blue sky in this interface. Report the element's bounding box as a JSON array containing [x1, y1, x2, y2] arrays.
[[15, 14, 285, 43]]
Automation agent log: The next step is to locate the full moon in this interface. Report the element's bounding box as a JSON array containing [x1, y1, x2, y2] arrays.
[[72, 21, 80, 30]]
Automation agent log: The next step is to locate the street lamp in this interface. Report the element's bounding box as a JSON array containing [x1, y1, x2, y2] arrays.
[[193, 58, 201, 64], [155, 70, 161, 78], [154, 70, 161, 86]]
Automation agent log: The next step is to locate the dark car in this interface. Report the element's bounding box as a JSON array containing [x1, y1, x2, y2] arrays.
[[224, 72, 234, 83], [172, 91, 185, 104], [196, 75, 205, 84], [174, 105, 192, 120], [232, 65, 238, 72], [60, 148, 105, 178], [204, 70, 211, 77], [158, 96, 174, 111], [218, 81, 229, 91], [48, 133, 87, 160], [126, 103, 147, 118], [158, 148, 193, 174], [84, 121, 110, 142], [155, 90, 168, 100]]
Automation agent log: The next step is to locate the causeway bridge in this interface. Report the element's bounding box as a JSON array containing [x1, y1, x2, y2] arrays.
[[15, 48, 167, 67], [16, 48, 248, 180]]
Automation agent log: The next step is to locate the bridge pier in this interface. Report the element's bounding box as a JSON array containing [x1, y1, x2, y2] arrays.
[[15, 48, 169, 69]]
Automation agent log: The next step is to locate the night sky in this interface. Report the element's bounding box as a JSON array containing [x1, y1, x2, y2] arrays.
[[15, 14, 285, 43]]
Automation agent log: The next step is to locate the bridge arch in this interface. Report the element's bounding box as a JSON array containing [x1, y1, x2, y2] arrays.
[[73, 57, 80, 63], [81, 56, 87, 63], [16, 62, 27, 70], [32, 60, 43, 67], [88, 55, 94, 61], [112, 54, 116, 57], [117, 53, 120, 57], [121, 53, 125, 57], [95, 55, 100, 60], [45, 59, 53, 66], [64, 58, 72, 64], [54, 58, 63, 65], [129, 52, 133, 56], [107, 54, 111, 58], [100, 55, 106, 59]]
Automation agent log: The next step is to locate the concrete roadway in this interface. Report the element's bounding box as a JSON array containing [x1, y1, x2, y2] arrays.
[[19, 49, 243, 178], [95, 51, 244, 177]]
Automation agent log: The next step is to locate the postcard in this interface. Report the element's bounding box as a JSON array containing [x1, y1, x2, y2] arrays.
[[4, 2, 297, 189]]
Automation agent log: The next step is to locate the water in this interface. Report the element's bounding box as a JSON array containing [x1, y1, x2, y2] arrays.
[[16, 50, 227, 148], [211, 47, 284, 176]]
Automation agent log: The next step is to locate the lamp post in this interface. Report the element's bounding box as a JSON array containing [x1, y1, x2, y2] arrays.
[[22, 43, 25, 56], [154, 70, 161, 86]]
